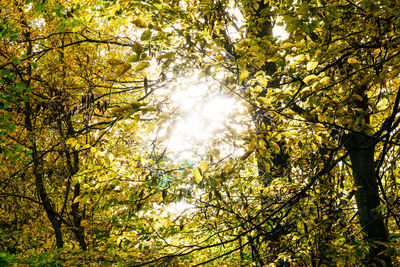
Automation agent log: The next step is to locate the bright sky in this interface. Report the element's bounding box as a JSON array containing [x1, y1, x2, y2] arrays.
[[156, 76, 241, 160]]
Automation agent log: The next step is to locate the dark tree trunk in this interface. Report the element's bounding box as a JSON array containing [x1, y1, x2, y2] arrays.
[[345, 133, 392, 266], [71, 184, 87, 251], [52, 219, 64, 249], [22, 25, 65, 250], [250, 1, 290, 264]]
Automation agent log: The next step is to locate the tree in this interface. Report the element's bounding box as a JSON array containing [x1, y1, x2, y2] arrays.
[[1, 0, 400, 266], [1, 0, 163, 262], [125, 0, 400, 265]]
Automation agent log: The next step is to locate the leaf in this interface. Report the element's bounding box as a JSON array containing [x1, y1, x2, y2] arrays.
[[107, 59, 125, 66], [193, 167, 202, 183], [16, 83, 25, 91], [303, 75, 318, 84], [11, 154, 21, 162], [5, 150, 13, 158], [295, 54, 306, 62], [280, 43, 294, 49], [140, 29, 152, 41], [347, 57, 359, 64], [135, 61, 150, 72], [199, 161, 208, 172], [73, 196, 81, 203], [127, 54, 139, 62], [132, 18, 147, 28], [116, 63, 132, 76], [306, 61, 318, 71], [320, 76, 330, 85], [132, 43, 144, 54], [15, 144, 24, 152], [240, 69, 249, 81], [66, 138, 77, 147], [0, 69, 10, 76], [270, 141, 280, 154], [311, 142, 318, 151]]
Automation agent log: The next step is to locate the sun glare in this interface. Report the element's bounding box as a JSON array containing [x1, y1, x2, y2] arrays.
[[155, 76, 242, 159], [166, 82, 236, 153]]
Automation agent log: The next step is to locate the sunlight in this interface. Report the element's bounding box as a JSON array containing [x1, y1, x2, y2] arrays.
[[164, 79, 237, 157]]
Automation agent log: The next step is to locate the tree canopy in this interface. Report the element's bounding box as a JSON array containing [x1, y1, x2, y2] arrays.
[[1, 0, 400, 266]]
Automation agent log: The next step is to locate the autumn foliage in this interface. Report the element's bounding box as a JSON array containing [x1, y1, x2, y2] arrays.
[[1, 0, 400, 266]]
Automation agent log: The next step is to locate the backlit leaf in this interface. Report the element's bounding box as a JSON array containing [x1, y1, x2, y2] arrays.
[[193, 167, 202, 183], [306, 61, 318, 71]]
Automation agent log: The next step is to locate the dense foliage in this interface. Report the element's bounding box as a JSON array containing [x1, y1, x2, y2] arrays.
[[1, 0, 400, 266]]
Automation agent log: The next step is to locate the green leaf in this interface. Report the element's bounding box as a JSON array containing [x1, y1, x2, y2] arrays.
[[10, 154, 20, 162], [16, 83, 25, 91], [1, 69, 10, 76], [140, 29, 152, 41], [15, 144, 24, 152], [135, 61, 150, 72], [127, 54, 139, 62], [7, 122, 15, 131], [5, 149, 13, 158], [11, 56, 20, 65]]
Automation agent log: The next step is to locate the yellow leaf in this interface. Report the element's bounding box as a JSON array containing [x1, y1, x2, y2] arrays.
[[258, 96, 270, 106], [240, 69, 249, 81], [116, 63, 132, 77], [199, 161, 208, 172], [256, 75, 271, 87], [303, 75, 318, 84], [130, 100, 145, 109], [295, 54, 306, 62], [270, 141, 280, 154], [236, 38, 251, 49], [320, 76, 330, 85], [311, 142, 318, 151], [347, 57, 359, 64], [249, 45, 260, 52], [66, 138, 77, 146], [193, 167, 202, 183], [306, 61, 318, 71], [132, 18, 147, 28], [73, 196, 81, 203], [82, 144, 91, 149], [107, 59, 125, 66], [275, 133, 282, 142], [280, 43, 294, 49], [135, 61, 150, 72]]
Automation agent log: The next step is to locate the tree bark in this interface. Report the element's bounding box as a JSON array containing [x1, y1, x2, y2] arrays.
[[345, 133, 392, 266], [249, 1, 290, 264]]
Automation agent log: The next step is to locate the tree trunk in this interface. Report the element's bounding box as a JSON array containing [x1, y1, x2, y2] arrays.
[[52, 219, 64, 249], [250, 1, 290, 264], [71, 184, 87, 251], [345, 133, 392, 266]]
